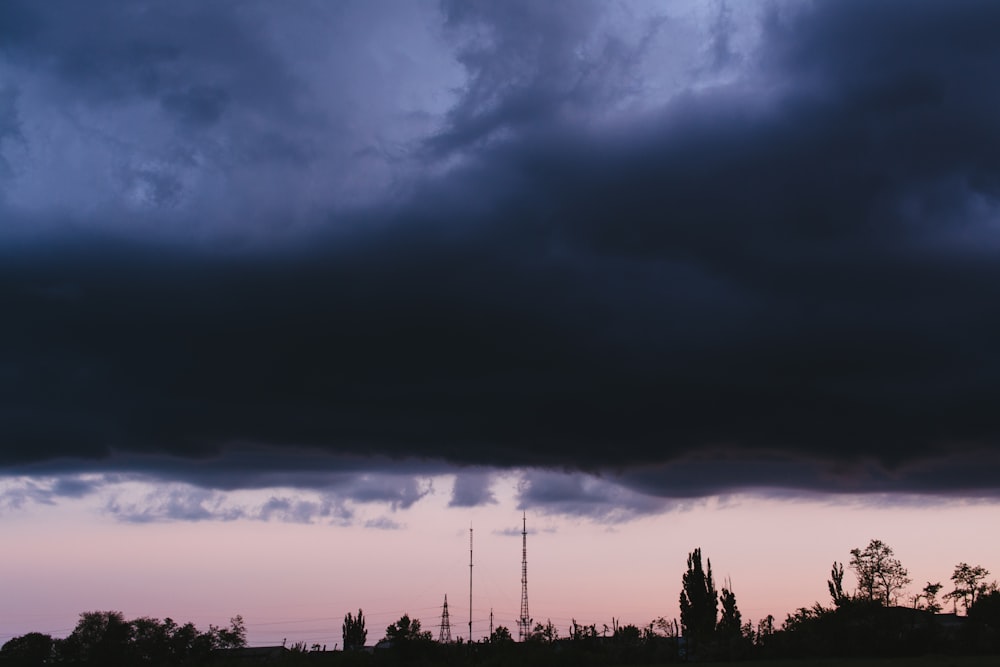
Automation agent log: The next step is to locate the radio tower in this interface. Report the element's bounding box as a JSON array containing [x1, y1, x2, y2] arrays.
[[439, 594, 452, 643], [469, 525, 474, 643], [518, 512, 531, 641]]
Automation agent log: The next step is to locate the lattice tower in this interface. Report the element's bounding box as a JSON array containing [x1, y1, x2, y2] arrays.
[[439, 594, 452, 643], [518, 512, 531, 641]]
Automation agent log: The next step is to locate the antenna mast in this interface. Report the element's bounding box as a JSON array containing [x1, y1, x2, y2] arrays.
[[469, 525, 474, 643], [518, 512, 531, 641]]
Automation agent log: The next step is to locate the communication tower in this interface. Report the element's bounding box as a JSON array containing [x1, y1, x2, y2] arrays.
[[469, 526, 474, 642], [518, 512, 531, 641]]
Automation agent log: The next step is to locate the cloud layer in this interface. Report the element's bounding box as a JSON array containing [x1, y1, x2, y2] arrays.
[[4, 1, 1000, 500]]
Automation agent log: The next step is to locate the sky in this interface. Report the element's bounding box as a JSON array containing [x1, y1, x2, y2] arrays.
[[3, 0, 1000, 649]]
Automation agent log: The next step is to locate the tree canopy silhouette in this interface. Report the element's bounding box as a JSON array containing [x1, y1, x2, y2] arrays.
[[489, 625, 513, 644], [947, 563, 996, 614], [384, 614, 432, 643], [679, 547, 717, 654], [1, 611, 246, 667], [717, 584, 742, 639], [342, 609, 367, 650], [849, 539, 910, 606]]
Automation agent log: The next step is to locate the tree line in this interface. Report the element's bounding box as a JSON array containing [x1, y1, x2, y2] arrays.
[[668, 539, 1000, 661], [0, 611, 246, 666], [327, 539, 1000, 663], [4, 538, 1000, 665]]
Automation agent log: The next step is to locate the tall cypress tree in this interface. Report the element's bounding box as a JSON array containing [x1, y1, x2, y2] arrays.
[[342, 609, 367, 651], [717, 585, 742, 639], [679, 548, 718, 653]]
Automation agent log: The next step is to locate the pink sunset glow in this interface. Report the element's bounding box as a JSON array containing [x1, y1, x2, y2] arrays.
[[3, 474, 998, 648], [4, 1, 1000, 660]]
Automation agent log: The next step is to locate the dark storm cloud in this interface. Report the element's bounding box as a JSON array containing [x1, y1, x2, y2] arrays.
[[449, 471, 497, 507], [95, 476, 420, 524], [7, 449, 448, 493], [0, 1, 294, 113], [430, 0, 655, 154], [4, 0, 1000, 499], [0, 86, 21, 181], [257, 496, 335, 524], [517, 471, 673, 522], [0, 0, 449, 233], [348, 476, 433, 511], [248, 494, 356, 524], [706, 3, 739, 72], [106, 487, 241, 523], [0, 475, 104, 510]]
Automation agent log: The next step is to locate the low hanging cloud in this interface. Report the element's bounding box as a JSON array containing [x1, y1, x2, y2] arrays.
[[348, 476, 434, 511], [364, 517, 404, 531], [0, 471, 437, 524], [105, 488, 241, 524], [0, 475, 105, 511], [494, 523, 557, 537], [101, 476, 434, 524], [516, 470, 680, 523], [3, 1, 1000, 501], [256, 496, 354, 525], [449, 471, 498, 508], [105, 488, 350, 525]]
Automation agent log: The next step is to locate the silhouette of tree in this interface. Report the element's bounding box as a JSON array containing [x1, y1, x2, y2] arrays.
[[384, 614, 432, 643], [781, 602, 827, 632], [717, 583, 750, 660], [828, 561, 847, 606], [527, 619, 558, 643], [166, 619, 202, 659], [653, 616, 679, 638], [342, 609, 367, 650], [60, 610, 132, 665], [717, 585, 742, 639], [489, 625, 513, 643], [208, 614, 246, 650], [128, 616, 173, 663], [969, 590, 1000, 633], [569, 619, 597, 641], [849, 539, 910, 606], [613, 623, 642, 644], [911, 582, 943, 613], [0, 632, 54, 667], [946, 563, 996, 614], [679, 547, 718, 652], [2, 611, 244, 666], [755, 614, 775, 649]]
